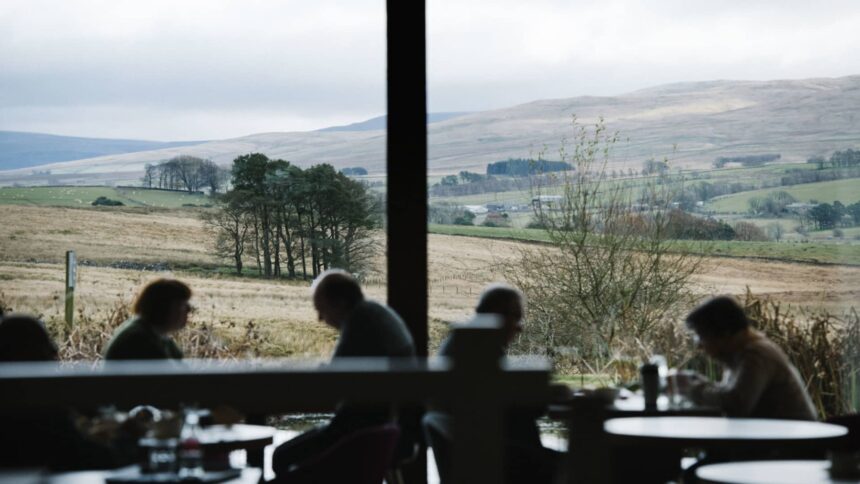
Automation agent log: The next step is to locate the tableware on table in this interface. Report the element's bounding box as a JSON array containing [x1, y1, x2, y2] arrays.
[[177, 410, 205, 479], [649, 355, 668, 390], [666, 369, 697, 408], [140, 437, 178, 474], [592, 387, 621, 404], [640, 363, 659, 410]]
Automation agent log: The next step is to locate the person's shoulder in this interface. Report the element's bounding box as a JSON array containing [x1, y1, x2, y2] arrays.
[[106, 318, 140, 343], [741, 333, 789, 365], [357, 300, 403, 323], [104, 317, 159, 360]]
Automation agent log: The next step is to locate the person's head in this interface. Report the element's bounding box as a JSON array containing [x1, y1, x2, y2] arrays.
[[312, 269, 364, 329], [134, 279, 193, 334], [0, 314, 59, 362], [685, 296, 751, 360], [476, 284, 525, 346]]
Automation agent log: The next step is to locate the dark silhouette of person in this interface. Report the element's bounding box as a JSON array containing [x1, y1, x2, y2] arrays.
[[271, 269, 416, 477], [673, 296, 816, 420], [435, 284, 559, 484], [0, 314, 126, 471], [104, 278, 191, 360]]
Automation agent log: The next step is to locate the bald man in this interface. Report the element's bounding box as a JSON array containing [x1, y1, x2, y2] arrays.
[[436, 284, 559, 484], [272, 269, 416, 477]]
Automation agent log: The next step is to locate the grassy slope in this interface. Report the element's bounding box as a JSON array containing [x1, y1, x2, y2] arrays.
[[0, 186, 209, 208], [708, 178, 860, 213], [428, 224, 860, 266], [431, 163, 817, 206]]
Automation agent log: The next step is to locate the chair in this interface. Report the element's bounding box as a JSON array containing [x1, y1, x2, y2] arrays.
[[422, 412, 454, 484], [384, 442, 419, 484], [385, 406, 425, 484], [827, 413, 860, 451], [274, 424, 400, 484]]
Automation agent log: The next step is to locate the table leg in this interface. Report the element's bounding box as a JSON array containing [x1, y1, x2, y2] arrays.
[[246, 414, 266, 469]]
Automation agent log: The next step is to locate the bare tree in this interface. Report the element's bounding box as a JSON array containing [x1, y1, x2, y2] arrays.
[[142, 163, 156, 188], [201, 194, 252, 275], [504, 118, 706, 369]]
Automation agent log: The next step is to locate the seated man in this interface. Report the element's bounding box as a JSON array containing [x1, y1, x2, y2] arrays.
[[272, 269, 416, 476], [676, 296, 816, 420], [104, 278, 191, 360], [436, 284, 559, 484]]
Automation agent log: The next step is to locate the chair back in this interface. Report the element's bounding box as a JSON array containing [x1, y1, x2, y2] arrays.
[[422, 412, 454, 484], [279, 424, 400, 484], [827, 414, 860, 450]]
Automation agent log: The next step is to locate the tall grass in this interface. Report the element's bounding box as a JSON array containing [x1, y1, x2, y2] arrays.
[[5, 294, 288, 361], [742, 289, 860, 418]]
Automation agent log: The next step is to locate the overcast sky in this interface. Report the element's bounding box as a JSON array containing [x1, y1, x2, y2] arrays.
[[1, 0, 859, 140]]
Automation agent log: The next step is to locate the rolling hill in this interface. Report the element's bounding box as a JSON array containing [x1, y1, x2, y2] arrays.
[[2, 75, 859, 185], [0, 131, 203, 170]]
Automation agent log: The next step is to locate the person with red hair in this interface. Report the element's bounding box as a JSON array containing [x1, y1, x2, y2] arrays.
[[104, 278, 192, 360]]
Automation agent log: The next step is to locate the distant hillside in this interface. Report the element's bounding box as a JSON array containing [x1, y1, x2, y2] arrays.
[[318, 112, 472, 132], [0, 131, 203, 170], [2, 75, 859, 185]]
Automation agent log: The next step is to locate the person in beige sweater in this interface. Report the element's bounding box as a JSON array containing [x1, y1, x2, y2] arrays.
[[675, 296, 817, 421]]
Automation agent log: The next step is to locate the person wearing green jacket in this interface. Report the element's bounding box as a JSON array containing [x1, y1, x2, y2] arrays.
[[104, 278, 192, 360]]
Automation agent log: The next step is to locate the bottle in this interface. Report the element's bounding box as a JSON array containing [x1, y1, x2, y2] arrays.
[[649, 354, 668, 392], [640, 363, 659, 410], [177, 410, 204, 479]]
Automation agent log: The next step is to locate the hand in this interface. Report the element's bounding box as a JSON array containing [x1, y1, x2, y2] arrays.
[[667, 370, 702, 396]]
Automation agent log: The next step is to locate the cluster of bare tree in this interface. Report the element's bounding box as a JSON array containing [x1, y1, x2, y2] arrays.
[[142, 155, 227, 193], [203, 153, 381, 279]]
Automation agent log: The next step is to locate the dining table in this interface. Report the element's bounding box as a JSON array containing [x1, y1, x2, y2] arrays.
[[601, 416, 848, 484], [604, 416, 848, 449], [1, 466, 262, 484], [695, 459, 859, 484], [139, 424, 275, 471], [548, 390, 722, 421]]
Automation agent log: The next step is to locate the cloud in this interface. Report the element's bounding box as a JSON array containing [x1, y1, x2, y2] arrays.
[[1, 0, 858, 139]]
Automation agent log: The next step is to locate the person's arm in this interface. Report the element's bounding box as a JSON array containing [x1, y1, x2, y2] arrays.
[[689, 351, 772, 416], [332, 306, 379, 357]]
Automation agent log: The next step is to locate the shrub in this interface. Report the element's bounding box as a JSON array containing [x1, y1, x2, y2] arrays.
[[733, 221, 769, 241], [482, 213, 511, 228], [92, 196, 124, 206], [834, 228, 845, 238], [742, 290, 859, 418], [665, 210, 735, 240], [453, 211, 476, 226], [525, 218, 547, 229], [506, 119, 704, 368]]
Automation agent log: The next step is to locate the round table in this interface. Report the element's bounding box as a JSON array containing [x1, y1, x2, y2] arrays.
[[197, 424, 275, 453], [548, 393, 721, 420], [696, 460, 859, 484], [42, 466, 261, 484], [139, 424, 275, 471], [605, 417, 848, 449], [140, 424, 275, 453]]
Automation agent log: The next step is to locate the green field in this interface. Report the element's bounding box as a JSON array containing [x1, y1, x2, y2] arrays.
[[429, 223, 860, 265], [708, 178, 860, 213], [431, 163, 819, 207], [0, 186, 211, 208]]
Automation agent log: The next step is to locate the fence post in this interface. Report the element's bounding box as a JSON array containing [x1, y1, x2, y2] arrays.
[[65, 250, 76, 328]]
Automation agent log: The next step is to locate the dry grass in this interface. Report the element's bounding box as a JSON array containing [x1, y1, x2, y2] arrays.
[[743, 289, 860, 418], [2, 205, 859, 364], [0, 205, 217, 265]]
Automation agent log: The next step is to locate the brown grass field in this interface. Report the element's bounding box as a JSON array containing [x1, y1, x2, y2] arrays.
[[1, 205, 858, 359]]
